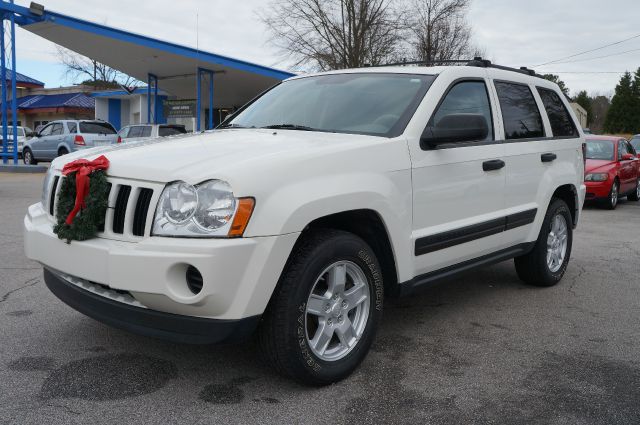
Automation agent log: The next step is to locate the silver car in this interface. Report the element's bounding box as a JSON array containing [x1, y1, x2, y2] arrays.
[[22, 120, 118, 165], [1, 126, 34, 158]]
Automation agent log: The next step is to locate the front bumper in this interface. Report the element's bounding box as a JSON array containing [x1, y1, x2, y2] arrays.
[[24, 202, 299, 321], [585, 180, 612, 201], [43, 268, 259, 344]]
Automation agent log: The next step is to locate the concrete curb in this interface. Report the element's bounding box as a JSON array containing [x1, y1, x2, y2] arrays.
[[0, 164, 48, 173]]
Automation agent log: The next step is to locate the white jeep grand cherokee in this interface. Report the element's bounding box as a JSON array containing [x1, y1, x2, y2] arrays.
[[24, 60, 586, 385]]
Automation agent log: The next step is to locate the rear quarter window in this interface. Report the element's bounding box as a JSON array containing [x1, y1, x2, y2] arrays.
[[537, 88, 578, 137], [79, 122, 116, 134], [67, 122, 77, 133], [494, 81, 545, 140], [158, 126, 187, 137]]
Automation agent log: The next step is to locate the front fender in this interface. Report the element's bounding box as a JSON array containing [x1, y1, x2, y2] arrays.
[[245, 169, 414, 282]]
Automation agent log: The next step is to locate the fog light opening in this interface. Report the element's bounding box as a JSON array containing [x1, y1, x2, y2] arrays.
[[185, 266, 203, 295]]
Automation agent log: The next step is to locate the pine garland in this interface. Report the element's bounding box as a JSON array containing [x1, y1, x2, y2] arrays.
[[53, 170, 110, 243]]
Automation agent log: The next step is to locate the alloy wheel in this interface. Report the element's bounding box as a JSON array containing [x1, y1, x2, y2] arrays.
[[305, 261, 370, 362], [546, 214, 568, 273]]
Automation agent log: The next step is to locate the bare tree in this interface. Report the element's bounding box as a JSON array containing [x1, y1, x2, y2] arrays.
[[408, 0, 477, 64], [56, 46, 137, 88], [261, 0, 404, 71]]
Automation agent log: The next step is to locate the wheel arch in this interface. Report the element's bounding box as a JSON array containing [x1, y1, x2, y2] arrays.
[[551, 184, 578, 228], [302, 209, 399, 295]]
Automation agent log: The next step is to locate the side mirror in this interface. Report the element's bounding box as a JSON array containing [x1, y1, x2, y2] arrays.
[[621, 153, 634, 161], [420, 114, 489, 149], [636, 153, 640, 159]]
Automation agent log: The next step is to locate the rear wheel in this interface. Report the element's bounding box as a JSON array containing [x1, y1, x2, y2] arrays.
[[628, 179, 640, 202], [259, 229, 383, 386], [605, 180, 619, 209], [58, 147, 69, 157], [22, 148, 37, 165], [515, 199, 572, 287]]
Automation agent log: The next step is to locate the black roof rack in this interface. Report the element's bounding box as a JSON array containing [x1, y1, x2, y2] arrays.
[[375, 57, 542, 78]]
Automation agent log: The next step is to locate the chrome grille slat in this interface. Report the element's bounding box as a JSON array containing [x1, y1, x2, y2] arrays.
[[49, 176, 60, 216]]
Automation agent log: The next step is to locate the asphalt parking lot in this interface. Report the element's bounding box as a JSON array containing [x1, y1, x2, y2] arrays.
[[1, 172, 639, 425]]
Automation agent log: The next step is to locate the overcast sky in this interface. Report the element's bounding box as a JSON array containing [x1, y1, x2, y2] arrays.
[[13, 0, 640, 97]]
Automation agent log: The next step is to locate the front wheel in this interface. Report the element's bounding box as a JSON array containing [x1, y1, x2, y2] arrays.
[[22, 148, 37, 165], [515, 199, 573, 287], [259, 229, 383, 386], [605, 180, 619, 209]]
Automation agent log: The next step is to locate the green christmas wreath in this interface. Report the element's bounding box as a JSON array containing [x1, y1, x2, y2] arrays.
[[53, 170, 110, 243]]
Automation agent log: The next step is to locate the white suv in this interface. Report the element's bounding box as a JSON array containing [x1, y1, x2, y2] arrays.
[[24, 61, 586, 385]]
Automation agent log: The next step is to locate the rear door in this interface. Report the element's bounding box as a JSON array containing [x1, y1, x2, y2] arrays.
[[496, 79, 580, 247], [410, 73, 508, 276], [79, 121, 118, 147], [46, 123, 65, 159]]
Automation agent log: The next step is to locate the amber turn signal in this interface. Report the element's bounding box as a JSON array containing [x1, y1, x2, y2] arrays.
[[228, 197, 255, 237]]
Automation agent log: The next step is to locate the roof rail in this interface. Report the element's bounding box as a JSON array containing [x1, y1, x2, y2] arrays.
[[376, 59, 473, 67], [372, 57, 543, 78], [466, 57, 542, 78]]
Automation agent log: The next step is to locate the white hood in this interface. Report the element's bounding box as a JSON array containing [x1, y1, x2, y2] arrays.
[[51, 129, 389, 187]]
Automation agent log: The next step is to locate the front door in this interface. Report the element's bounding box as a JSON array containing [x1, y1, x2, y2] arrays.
[[410, 78, 507, 276]]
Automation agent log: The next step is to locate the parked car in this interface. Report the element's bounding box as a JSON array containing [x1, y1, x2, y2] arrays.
[[26, 62, 586, 385], [584, 136, 640, 208], [630, 134, 640, 153], [1, 125, 34, 157], [22, 120, 119, 165], [118, 123, 187, 141]]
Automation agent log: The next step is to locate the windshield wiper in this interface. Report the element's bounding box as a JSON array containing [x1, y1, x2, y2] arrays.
[[218, 123, 248, 129], [261, 124, 317, 131]]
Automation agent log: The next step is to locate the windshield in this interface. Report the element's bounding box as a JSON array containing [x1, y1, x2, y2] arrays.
[[585, 139, 614, 160], [630, 137, 640, 152], [80, 122, 116, 134], [222, 73, 435, 137]]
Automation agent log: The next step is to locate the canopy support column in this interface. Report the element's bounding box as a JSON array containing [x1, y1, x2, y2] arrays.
[[1, 14, 7, 164], [197, 67, 215, 131], [147, 73, 157, 124], [10, 1, 17, 164]]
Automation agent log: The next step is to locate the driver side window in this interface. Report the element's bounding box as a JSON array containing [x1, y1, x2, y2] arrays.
[[39, 124, 53, 137], [430, 81, 494, 142]]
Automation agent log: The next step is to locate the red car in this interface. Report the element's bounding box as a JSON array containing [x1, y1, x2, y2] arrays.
[[585, 136, 640, 209]]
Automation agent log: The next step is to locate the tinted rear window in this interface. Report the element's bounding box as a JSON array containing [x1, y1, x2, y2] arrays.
[[630, 137, 640, 152], [79, 122, 116, 134], [159, 126, 187, 137], [585, 139, 614, 160], [537, 88, 578, 137], [495, 82, 544, 140]]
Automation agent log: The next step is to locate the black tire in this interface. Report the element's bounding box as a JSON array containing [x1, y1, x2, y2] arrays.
[[514, 199, 573, 287], [628, 179, 640, 202], [22, 148, 37, 165], [258, 229, 384, 386], [58, 147, 69, 157], [605, 180, 619, 210]]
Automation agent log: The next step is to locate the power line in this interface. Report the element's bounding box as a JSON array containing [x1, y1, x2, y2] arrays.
[[548, 48, 640, 65], [535, 33, 640, 66]]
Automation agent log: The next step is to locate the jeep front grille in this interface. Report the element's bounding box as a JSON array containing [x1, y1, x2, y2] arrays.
[[46, 174, 164, 242]]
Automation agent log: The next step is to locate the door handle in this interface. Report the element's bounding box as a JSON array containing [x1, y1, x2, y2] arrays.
[[541, 153, 557, 162], [482, 159, 505, 171]]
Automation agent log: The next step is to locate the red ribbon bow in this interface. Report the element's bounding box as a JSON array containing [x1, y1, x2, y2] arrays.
[[61, 155, 110, 225]]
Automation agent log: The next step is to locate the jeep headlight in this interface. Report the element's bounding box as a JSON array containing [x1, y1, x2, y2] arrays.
[[152, 180, 254, 237], [585, 173, 608, 182]]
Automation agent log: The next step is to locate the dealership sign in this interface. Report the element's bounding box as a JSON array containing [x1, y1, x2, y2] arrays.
[[163, 100, 197, 118]]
